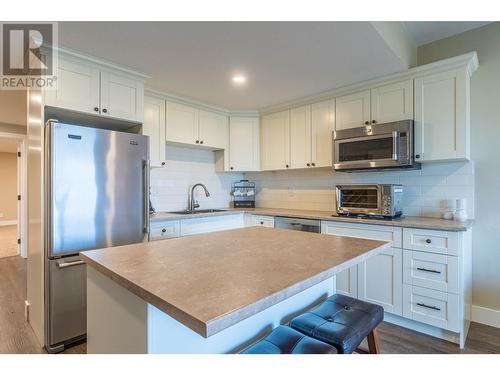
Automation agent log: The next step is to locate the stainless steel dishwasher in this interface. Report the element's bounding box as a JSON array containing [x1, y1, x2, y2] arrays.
[[274, 216, 320, 233]]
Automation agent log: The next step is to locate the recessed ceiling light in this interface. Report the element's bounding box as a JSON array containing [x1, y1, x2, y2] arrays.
[[232, 75, 247, 84]]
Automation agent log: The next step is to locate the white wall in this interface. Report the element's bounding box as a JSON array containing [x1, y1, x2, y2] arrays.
[[418, 22, 500, 312], [150, 146, 243, 212], [246, 161, 474, 219]]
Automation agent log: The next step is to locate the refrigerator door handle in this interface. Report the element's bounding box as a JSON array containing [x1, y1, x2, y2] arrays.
[[57, 260, 85, 269], [143, 159, 150, 234]]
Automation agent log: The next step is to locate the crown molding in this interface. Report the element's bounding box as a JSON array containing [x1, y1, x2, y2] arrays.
[[145, 87, 259, 117], [259, 51, 479, 115], [53, 44, 151, 80]]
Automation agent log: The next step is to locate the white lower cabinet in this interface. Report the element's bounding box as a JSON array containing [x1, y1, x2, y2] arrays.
[[403, 284, 459, 332], [335, 266, 358, 299], [150, 220, 180, 241], [244, 214, 275, 228], [358, 247, 402, 315], [321, 221, 403, 315], [179, 214, 244, 236]]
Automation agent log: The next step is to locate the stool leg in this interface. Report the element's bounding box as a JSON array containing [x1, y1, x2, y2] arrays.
[[367, 329, 381, 354]]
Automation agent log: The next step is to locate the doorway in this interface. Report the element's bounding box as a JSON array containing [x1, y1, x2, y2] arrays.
[[0, 134, 27, 259]]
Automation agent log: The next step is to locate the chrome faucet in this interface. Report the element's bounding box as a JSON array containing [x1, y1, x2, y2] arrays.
[[189, 183, 211, 212]]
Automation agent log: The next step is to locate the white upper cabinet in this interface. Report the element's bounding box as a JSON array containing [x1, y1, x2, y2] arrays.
[[165, 101, 199, 145], [45, 55, 146, 123], [143, 96, 166, 166], [311, 99, 335, 168], [199, 110, 228, 149], [45, 58, 100, 115], [371, 80, 413, 124], [335, 90, 371, 130], [228, 117, 260, 171], [290, 105, 312, 169], [336, 80, 413, 131], [100, 71, 144, 122], [261, 110, 290, 171], [165, 102, 228, 150], [414, 69, 470, 162]]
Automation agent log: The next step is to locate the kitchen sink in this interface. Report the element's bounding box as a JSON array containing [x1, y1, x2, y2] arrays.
[[168, 209, 228, 215]]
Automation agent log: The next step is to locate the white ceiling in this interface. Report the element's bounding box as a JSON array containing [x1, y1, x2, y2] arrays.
[[0, 139, 18, 153], [403, 21, 492, 46], [58, 21, 492, 110], [59, 22, 407, 110]]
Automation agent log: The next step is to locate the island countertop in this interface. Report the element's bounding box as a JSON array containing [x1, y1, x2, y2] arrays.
[[80, 227, 390, 338]]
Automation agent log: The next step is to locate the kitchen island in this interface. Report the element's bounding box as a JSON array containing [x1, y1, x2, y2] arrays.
[[80, 226, 390, 353]]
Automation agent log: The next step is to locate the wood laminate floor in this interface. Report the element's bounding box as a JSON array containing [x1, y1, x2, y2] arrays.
[[0, 225, 18, 258], [1, 255, 499, 354]]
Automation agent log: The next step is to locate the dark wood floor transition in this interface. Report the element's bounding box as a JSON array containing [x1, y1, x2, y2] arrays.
[[1, 256, 499, 354]]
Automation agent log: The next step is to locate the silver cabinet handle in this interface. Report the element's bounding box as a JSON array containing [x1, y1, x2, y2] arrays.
[[392, 131, 400, 161], [416, 267, 441, 274], [57, 260, 84, 269], [143, 160, 150, 234], [416, 302, 441, 311]]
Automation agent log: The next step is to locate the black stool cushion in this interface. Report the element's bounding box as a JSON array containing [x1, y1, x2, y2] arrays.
[[241, 326, 337, 354], [289, 294, 384, 354]]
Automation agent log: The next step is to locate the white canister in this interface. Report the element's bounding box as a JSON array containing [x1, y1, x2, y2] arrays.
[[454, 198, 467, 222]]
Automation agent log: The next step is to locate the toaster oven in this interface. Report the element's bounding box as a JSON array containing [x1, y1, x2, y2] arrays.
[[335, 184, 403, 218]]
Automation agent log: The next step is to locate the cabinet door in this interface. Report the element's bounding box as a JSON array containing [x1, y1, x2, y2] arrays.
[[165, 101, 199, 145], [371, 79, 413, 124], [311, 99, 335, 167], [358, 247, 403, 315], [335, 90, 370, 130], [335, 267, 358, 298], [229, 117, 260, 171], [414, 69, 469, 161], [100, 71, 144, 122], [290, 105, 312, 169], [45, 57, 100, 115], [143, 96, 166, 165], [260, 111, 290, 170], [198, 110, 228, 149]]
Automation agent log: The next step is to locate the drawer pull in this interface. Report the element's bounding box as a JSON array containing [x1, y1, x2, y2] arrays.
[[425, 239, 432, 244], [416, 267, 441, 274], [416, 302, 441, 311]]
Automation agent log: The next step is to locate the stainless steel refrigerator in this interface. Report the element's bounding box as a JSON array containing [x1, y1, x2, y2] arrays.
[[44, 120, 149, 353]]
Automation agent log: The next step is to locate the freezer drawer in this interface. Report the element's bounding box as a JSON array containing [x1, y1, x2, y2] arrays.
[[48, 256, 87, 348]]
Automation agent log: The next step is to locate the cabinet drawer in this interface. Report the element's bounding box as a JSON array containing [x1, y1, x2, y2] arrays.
[[180, 214, 244, 236], [403, 250, 459, 293], [150, 221, 180, 241], [321, 221, 402, 247], [248, 215, 275, 228], [403, 228, 460, 256], [403, 285, 459, 332]]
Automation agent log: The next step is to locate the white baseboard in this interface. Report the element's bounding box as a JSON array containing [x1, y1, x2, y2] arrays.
[[0, 220, 17, 226], [472, 305, 500, 329]]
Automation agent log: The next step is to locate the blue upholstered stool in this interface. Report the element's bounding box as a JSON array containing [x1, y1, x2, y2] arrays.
[[241, 326, 338, 354], [289, 294, 384, 354]]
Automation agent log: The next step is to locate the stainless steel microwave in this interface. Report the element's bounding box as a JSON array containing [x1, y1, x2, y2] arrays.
[[333, 120, 419, 172], [335, 184, 403, 218]]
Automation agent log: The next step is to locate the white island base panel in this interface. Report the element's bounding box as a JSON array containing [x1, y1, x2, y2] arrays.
[[87, 266, 334, 354]]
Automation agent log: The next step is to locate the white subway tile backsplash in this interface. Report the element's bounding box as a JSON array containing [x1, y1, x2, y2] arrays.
[[151, 147, 475, 219], [245, 161, 475, 219], [150, 146, 243, 212]]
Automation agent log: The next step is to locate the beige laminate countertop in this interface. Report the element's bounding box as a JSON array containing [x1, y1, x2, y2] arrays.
[[151, 207, 473, 232], [80, 227, 389, 338]]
